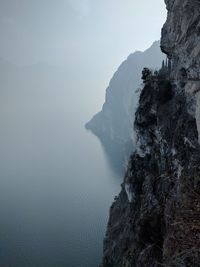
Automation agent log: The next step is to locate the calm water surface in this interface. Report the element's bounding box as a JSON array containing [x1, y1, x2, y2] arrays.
[[0, 65, 121, 267]]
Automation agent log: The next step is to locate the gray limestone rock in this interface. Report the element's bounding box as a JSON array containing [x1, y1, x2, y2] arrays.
[[101, 0, 200, 266]]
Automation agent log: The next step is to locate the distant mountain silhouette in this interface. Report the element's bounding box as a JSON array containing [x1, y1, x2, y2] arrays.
[[86, 41, 165, 175]]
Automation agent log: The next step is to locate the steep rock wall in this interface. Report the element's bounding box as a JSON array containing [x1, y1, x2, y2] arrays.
[[101, 0, 200, 266]]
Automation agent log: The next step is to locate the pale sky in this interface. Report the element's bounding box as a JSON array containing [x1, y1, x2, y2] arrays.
[[0, 0, 167, 114], [0, 0, 166, 65]]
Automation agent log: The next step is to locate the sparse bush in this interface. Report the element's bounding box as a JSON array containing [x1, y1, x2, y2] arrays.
[[142, 68, 152, 83]]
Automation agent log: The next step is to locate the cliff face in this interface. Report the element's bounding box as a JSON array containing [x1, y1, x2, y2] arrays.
[[101, 1, 200, 266], [86, 42, 165, 175], [161, 0, 200, 80]]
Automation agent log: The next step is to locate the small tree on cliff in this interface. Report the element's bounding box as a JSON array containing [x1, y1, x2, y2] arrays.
[[162, 60, 165, 69], [142, 68, 152, 83]]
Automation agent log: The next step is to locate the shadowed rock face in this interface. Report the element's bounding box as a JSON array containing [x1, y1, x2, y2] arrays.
[[86, 42, 165, 175], [161, 0, 200, 79], [101, 1, 200, 266]]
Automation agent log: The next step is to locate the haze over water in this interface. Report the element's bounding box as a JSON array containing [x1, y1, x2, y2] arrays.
[[0, 63, 120, 267], [0, 1, 166, 266]]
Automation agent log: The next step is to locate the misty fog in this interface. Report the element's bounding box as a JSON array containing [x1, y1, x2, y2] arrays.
[[0, 60, 120, 266], [0, 1, 166, 266]]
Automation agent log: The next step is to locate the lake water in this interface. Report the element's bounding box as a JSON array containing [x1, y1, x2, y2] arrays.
[[0, 65, 121, 267]]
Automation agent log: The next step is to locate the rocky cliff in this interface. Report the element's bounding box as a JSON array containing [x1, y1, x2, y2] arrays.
[[101, 0, 200, 266], [86, 42, 165, 175]]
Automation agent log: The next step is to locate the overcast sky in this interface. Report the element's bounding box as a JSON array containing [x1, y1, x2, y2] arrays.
[[0, 0, 166, 65], [0, 0, 167, 114]]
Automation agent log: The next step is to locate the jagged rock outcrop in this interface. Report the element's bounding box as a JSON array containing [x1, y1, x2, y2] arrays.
[[161, 0, 200, 80], [86, 42, 165, 174], [101, 1, 200, 266]]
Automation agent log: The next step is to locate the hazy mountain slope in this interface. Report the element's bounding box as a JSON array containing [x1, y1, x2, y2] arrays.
[[86, 41, 165, 174]]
